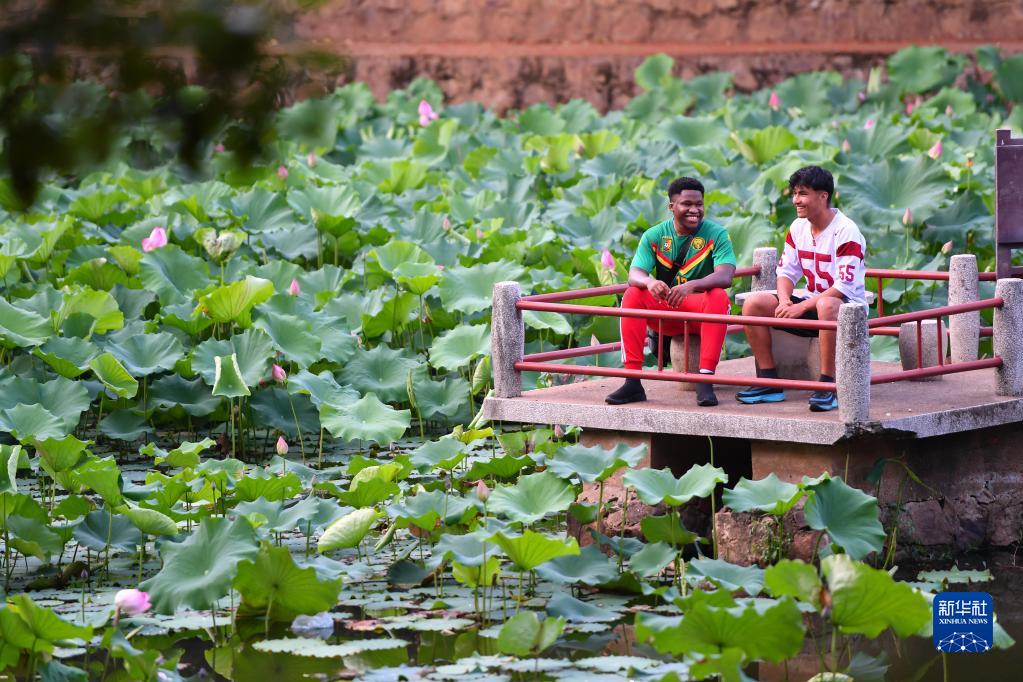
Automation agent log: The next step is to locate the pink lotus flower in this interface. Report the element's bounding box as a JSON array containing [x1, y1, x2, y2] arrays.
[[475, 480, 490, 502], [476, 228, 484, 239], [902, 208, 913, 225], [272, 364, 287, 384], [590, 334, 600, 346], [857, 91, 867, 103], [277, 165, 289, 180], [768, 91, 780, 110], [418, 100, 439, 126], [214, 143, 225, 154], [114, 589, 151, 616], [141, 227, 168, 253], [841, 138, 851, 153], [306, 153, 316, 168], [863, 119, 875, 130], [601, 248, 616, 270], [928, 139, 943, 160], [276, 436, 288, 456], [442, 216, 451, 231], [941, 240, 953, 254], [289, 278, 301, 296], [945, 104, 955, 117], [554, 424, 564, 439], [905, 101, 915, 115]]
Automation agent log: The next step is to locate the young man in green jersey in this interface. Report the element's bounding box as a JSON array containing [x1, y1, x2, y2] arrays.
[[605, 177, 737, 407]]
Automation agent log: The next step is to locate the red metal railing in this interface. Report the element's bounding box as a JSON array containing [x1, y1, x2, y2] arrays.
[[515, 265, 1002, 394]]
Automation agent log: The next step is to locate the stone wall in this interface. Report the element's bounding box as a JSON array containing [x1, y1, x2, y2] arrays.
[[292, 0, 1023, 110]]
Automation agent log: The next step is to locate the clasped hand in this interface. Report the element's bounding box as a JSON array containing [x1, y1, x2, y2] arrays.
[[775, 299, 809, 318], [648, 280, 693, 307]]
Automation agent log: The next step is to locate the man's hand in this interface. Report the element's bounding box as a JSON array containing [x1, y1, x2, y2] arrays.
[[776, 298, 810, 319], [666, 282, 695, 307], [647, 279, 670, 300]]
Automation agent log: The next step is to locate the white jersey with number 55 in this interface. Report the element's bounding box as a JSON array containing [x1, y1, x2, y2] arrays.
[[777, 208, 866, 305]]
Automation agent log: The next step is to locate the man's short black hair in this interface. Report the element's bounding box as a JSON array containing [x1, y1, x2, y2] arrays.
[[667, 176, 704, 199], [788, 166, 834, 204]]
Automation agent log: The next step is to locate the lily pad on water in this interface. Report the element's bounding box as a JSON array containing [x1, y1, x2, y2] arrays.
[[546, 443, 646, 484], [429, 325, 491, 372], [252, 637, 408, 658], [320, 393, 410, 445], [535, 543, 619, 586], [487, 530, 579, 572], [235, 543, 343, 622], [722, 473, 803, 515], [487, 471, 575, 525], [73, 510, 142, 553], [624, 463, 727, 507]]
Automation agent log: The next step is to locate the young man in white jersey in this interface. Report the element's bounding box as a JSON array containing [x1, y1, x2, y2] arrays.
[[736, 166, 866, 412]]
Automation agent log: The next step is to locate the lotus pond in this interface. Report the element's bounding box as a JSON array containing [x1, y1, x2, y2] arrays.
[[0, 46, 1021, 680]]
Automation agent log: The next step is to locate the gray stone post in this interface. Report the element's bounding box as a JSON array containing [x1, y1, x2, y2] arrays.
[[836, 302, 871, 423], [492, 281, 524, 398], [751, 247, 778, 292], [948, 254, 979, 362], [994, 278, 1023, 396]]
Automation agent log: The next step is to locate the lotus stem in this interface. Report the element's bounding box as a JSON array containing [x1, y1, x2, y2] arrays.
[[597, 479, 605, 539], [286, 390, 306, 462], [707, 436, 718, 559]]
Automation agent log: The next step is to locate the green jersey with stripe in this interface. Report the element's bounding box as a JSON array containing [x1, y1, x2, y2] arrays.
[[630, 218, 736, 286]]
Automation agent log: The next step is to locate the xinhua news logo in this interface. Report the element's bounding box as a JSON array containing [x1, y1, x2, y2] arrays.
[[933, 592, 994, 653]]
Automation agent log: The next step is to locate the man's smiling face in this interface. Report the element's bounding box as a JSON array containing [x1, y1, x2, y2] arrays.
[[669, 189, 704, 234]]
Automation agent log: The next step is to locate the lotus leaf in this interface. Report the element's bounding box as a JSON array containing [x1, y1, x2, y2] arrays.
[[120, 505, 178, 536], [688, 558, 765, 595], [99, 410, 151, 441], [764, 559, 823, 609], [0, 376, 90, 431], [253, 311, 322, 368], [148, 374, 220, 417], [1, 595, 92, 652], [53, 287, 123, 335], [803, 477, 885, 560], [317, 508, 381, 552], [722, 473, 804, 515], [438, 260, 526, 316], [193, 328, 274, 388], [235, 470, 302, 503], [8, 515, 64, 560], [140, 516, 259, 613], [487, 471, 575, 525], [547, 593, 620, 623], [640, 514, 701, 547], [546, 443, 646, 484], [197, 276, 274, 326], [429, 325, 491, 372], [73, 509, 142, 553], [623, 463, 727, 507], [409, 437, 466, 472], [0, 404, 68, 441], [33, 337, 99, 378], [100, 329, 184, 377], [629, 541, 676, 579], [340, 345, 420, 403], [822, 554, 930, 638], [535, 544, 619, 586], [387, 489, 476, 530], [212, 353, 251, 398], [320, 393, 410, 445], [90, 352, 139, 398], [235, 543, 343, 621], [487, 530, 579, 572], [497, 610, 565, 657]]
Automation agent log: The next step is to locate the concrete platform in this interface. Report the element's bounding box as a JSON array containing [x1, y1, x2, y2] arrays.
[[482, 356, 1023, 445]]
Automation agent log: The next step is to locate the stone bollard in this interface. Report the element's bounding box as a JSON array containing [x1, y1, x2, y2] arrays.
[[948, 254, 980, 362], [751, 247, 778, 292], [994, 278, 1023, 396], [898, 319, 948, 381], [836, 302, 870, 423], [491, 281, 524, 398]]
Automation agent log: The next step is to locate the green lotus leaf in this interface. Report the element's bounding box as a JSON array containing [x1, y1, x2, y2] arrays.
[[916, 565, 993, 586], [844, 157, 948, 225], [0, 375, 90, 432], [160, 301, 215, 337], [636, 595, 804, 663], [33, 336, 99, 378], [413, 376, 471, 424], [75, 456, 124, 506], [722, 473, 804, 515], [228, 187, 300, 234], [657, 115, 730, 148], [8, 515, 65, 560], [547, 593, 620, 623], [101, 329, 185, 377], [253, 310, 322, 368], [235, 543, 343, 621], [99, 410, 151, 441], [235, 496, 346, 534], [488, 471, 575, 525], [360, 291, 419, 338], [497, 610, 566, 658], [3, 594, 92, 649], [409, 437, 466, 472], [688, 558, 765, 595], [451, 556, 500, 589], [0, 298, 51, 348], [804, 477, 885, 560], [249, 388, 319, 439], [0, 444, 20, 495], [994, 53, 1023, 103], [0, 404, 68, 441], [339, 345, 419, 403], [366, 240, 434, 279], [640, 514, 701, 547], [90, 352, 139, 398], [623, 463, 728, 507], [732, 126, 798, 165], [288, 369, 359, 407], [487, 529, 579, 572], [72, 509, 141, 552], [629, 541, 676, 578], [140, 516, 259, 613], [142, 438, 217, 469], [193, 328, 274, 388], [317, 507, 381, 552], [120, 505, 178, 536], [148, 374, 220, 417], [320, 393, 410, 445], [413, 117, 459, 166], [250, 636, 408, 658], [547, 443, 646, 484], [197, 276, 274, 327], [438, 260, 526, 316], [764, 559, 823, 609], [287, 184, 361, 237], [924, 192, 993, 244], [387, 489, 476, 530], [393, 261, 440, 296], [53, 287, 123, 335], [33, 436, 89, 477], [212, 353, 251, 398], [887, 45, 963, 94], [64, 257, 129, 291], [522, 310, 572, 335], [429, 324, 491, 372], [235, 470, 302, 503], [535, 543, 619, 586], [635, 53, 673, 91], [822, 554, 930, 638], [336, 478, 400, 508]]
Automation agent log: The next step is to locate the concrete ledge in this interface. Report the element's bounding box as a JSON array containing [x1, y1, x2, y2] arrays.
[[482, 356, 1023, 445]]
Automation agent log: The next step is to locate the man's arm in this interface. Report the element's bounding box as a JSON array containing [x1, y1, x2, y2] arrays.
[[665, 264, 735, 306], [628, 267, 669, 300]]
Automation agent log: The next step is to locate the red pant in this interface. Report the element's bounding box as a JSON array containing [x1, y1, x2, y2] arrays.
[[620, 286, 730, 371]]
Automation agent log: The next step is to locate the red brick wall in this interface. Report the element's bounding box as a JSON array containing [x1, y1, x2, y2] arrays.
[[293, 0, 1023, 110]]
